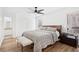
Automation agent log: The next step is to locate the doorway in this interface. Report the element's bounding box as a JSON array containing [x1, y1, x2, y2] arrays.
[[3, 16, 13, 39]]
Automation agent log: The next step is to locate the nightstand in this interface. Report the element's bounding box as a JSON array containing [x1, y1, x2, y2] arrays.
[[60, 32, 78, 48]]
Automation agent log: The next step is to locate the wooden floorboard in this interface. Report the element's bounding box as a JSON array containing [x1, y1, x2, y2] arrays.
[[0, 38, 79, 52]]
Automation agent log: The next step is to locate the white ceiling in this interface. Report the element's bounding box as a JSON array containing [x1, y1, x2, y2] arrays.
[[2, 7, 79, 16], [2, 7, 63, 15]]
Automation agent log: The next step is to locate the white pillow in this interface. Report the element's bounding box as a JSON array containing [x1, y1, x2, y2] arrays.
[[39, 27, 47, 30], [46, 27, 57, 32], [56, 31, 60, 37]]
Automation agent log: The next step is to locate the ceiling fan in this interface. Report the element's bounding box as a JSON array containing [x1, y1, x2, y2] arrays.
[[34, 7, 44, 14], [26, 7, 44, 14]]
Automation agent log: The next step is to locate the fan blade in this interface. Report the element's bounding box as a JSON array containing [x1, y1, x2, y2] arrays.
[[27, 7, 34, 11], [23, 7, 35, 14], [38, 9, 44, 11], [24, 10, 34, 14], [38, 12, 44, 14]]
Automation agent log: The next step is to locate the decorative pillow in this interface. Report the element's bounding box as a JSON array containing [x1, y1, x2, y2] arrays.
[[46, 27, 57, 32]]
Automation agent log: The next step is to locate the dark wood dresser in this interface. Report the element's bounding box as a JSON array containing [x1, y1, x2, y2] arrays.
[[60, 32, 78, 48]]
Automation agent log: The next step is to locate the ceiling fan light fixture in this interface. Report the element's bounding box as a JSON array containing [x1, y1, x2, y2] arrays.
[[35, 7, 38, 12]]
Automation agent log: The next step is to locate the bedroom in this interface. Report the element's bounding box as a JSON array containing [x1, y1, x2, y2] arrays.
[[0, 7, 79, 52]]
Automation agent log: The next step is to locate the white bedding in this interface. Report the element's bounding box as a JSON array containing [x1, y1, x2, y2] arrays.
[[22, 30, 60, 52]]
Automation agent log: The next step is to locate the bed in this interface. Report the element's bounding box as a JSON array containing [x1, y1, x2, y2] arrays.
[[22, 25, 62, 52]]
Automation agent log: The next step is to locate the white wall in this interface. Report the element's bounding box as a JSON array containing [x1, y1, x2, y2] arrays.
[[0, 8, 4, 46], [3, 7, 35, 37], [41, 7, 79, 32], [15, 13, 35, 36], [2, 7, 79, 37]]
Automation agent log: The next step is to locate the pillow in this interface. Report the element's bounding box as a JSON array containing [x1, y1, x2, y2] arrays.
[[39, 26, 47, 30], [56, 31, 60, 37], [46, 27, 57, 32]]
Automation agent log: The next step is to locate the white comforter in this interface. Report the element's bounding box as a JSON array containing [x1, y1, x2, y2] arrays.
[[22, 30, 59, 52]]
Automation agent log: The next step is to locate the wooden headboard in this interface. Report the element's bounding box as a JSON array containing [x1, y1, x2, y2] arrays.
[[42, 25, 62, 34]]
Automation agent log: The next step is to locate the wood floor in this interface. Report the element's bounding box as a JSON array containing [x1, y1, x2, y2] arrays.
[[0, 37, 79, 52]]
